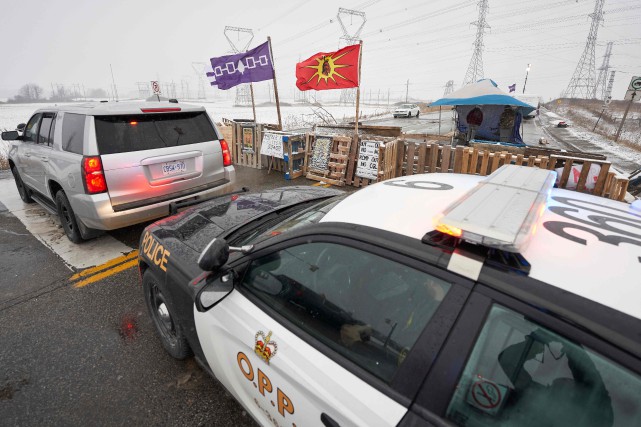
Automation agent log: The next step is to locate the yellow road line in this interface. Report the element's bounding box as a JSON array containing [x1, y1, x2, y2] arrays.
[[322, 184, 331, 188], [69, 250, 139, 281], [73, 259, 139, 288], [312, 182, 321, 186]]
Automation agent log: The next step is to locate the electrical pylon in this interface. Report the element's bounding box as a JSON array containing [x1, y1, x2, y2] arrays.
[[443, 80, 455, 97], [564, 0, 606, 98], [191, 62, 208, 100], [462, 0, 490, 87], [605, 70, 616, 101], [224, 26, 254, 106], [594, 41, 613, 100], [336, 7, 365, 105]]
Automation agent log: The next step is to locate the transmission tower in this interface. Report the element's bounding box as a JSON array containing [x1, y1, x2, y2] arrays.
[[136, 82, 151, 99], [564, 0, 606, 98], [191, 62, 208, 100], [594, 41, 613, 99], [443, 80, 455, 97], [336, 8, 366, 105], [224, 26, 254, 107], [605, 70, 616, 101], [462, 0, 490, 87]]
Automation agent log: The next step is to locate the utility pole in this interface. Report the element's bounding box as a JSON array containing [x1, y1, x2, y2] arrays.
[[405, 80, 409, 103], [462, 0, 490, 86], [523, 64, 531, 94], [110, 64, 119, 102], [564, 0, 605, 98]]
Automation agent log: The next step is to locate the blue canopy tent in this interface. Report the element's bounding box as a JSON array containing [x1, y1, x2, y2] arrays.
[[431, 79, 536, 146]]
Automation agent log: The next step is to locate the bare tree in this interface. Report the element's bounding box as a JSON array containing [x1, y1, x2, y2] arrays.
[[13, 83, 45, 102]]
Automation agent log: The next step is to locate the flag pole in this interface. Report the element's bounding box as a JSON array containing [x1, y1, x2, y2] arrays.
[[354, 40, 363, 137], [267, 36, 282, 131], [249, 83, 257, 123]]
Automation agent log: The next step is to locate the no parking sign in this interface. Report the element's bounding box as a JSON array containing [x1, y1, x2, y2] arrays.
[[151, 81, 161, 95]]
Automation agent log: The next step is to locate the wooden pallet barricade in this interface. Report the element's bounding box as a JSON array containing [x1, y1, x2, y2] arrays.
[[304, 135, 352, 186]]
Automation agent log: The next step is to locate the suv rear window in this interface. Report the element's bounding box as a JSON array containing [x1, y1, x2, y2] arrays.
[[94, 111, 217, 154]]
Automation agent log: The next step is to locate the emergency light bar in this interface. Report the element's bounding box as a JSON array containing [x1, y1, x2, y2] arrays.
[[434, 165, 556, 253]]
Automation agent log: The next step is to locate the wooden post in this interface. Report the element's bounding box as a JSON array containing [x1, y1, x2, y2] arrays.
[[354, 40, 363, 137], [249, 83, 257, 123], [615, 91, 636, 142], [267, 36, 283, 131]]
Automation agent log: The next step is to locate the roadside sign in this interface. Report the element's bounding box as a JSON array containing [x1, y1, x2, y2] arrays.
[[625, 76, 640, 101], [151, 81, 161, 95], [624, 90, 638, 102]]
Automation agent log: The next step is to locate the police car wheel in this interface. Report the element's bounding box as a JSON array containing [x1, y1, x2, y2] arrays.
[[143, 270, 192, 360], [11, 167, 34, 204]]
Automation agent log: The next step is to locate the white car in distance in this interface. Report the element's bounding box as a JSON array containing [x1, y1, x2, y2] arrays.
[[393, 104, 420, 118]]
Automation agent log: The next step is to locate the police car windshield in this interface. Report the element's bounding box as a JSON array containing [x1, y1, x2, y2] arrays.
[[233, 195, 345, 246]]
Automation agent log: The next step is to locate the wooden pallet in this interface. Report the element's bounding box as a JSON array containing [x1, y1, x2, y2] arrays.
[[306, 136, 352, 186]]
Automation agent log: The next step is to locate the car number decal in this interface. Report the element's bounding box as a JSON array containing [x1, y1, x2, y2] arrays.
[[141, 231, 171, 272], [383, 180, 454, 191], [237, 351, 295, 422], [543, 196, 641, 255]]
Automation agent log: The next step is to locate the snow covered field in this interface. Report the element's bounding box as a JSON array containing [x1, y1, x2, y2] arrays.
[[0, 100, 391, 162]]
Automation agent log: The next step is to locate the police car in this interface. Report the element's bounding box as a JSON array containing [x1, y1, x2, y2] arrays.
[[138, 165, 641, 427]]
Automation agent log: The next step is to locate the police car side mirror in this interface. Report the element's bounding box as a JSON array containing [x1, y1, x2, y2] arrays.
[[195, 271, 235, 312], [1, 131, 21, 141], [198, 238, 254, 272], [198, 238, 230, 272]]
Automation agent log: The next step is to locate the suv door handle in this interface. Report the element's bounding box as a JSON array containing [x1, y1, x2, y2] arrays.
[[41, 158, 49, 162], [321, 413, 340, 427], [24, 153, 31, 157]]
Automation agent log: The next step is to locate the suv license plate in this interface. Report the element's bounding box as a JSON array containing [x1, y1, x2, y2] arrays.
[[161, 161, 186, 176]]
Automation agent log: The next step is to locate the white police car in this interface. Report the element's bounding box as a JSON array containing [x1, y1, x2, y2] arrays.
[[138, 165, 641, 427]]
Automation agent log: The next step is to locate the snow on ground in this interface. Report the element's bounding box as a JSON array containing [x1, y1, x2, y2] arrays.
[[553, 104, 641, 170], [0, 100, 392, 162]]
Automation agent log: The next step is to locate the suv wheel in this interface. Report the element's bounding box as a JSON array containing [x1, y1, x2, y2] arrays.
[[11, 167, 34, 203], [143, 269, 192, 360], [416, 111, 420, 118], [55, 191, 84, 243]]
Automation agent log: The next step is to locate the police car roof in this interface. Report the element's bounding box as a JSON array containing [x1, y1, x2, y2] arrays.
[[321, 173, 641, 320], [35, 101, 205, 116]]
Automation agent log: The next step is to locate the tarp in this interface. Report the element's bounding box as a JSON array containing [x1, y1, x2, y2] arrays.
[[456, 104, 524, 145], [431, 79, 536, 115]]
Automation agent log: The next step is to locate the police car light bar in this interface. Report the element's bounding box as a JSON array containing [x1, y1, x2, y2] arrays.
[[434, 165, 556, 253]]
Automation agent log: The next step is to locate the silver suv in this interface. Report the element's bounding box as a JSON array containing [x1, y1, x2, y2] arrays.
[[2, 101, 235, 243]]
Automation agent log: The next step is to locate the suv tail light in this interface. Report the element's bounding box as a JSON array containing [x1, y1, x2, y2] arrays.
[[219, 139, 232, 167], [82, 156, 108, 194]]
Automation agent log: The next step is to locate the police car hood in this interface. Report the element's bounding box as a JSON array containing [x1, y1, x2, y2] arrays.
[[154, 186, 343, 260]]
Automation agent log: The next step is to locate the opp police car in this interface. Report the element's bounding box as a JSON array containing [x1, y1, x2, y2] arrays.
[[138, 165, 641, 427]]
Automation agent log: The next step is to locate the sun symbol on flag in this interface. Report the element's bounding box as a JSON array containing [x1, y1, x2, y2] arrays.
[[304, 49, 354, 86]]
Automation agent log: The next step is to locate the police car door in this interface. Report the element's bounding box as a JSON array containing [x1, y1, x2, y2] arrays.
[[194, 236, 457, 427]]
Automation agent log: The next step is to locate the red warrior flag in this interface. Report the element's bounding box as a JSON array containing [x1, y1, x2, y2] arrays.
[[295, 44, 361, 91]]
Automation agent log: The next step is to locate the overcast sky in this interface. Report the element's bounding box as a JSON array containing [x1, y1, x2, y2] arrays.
[[1, 0, 639, 102]]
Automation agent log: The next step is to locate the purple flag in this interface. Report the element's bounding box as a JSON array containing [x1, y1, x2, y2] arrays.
[[508, 83, 516, 93], [209, 41, 274, 90]]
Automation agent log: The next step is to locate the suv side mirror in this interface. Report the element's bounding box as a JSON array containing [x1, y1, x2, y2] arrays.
[[16, 123, 26, 132], [1, 131, 21, 141]]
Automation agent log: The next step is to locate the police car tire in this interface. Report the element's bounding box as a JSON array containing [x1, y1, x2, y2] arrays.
[[55, 191, 84, 244], [11, 167, 34, 203], [143, 270, 192, 360]]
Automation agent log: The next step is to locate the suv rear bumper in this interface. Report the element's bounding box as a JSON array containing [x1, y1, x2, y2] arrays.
[[71, 167, 236, 230]]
